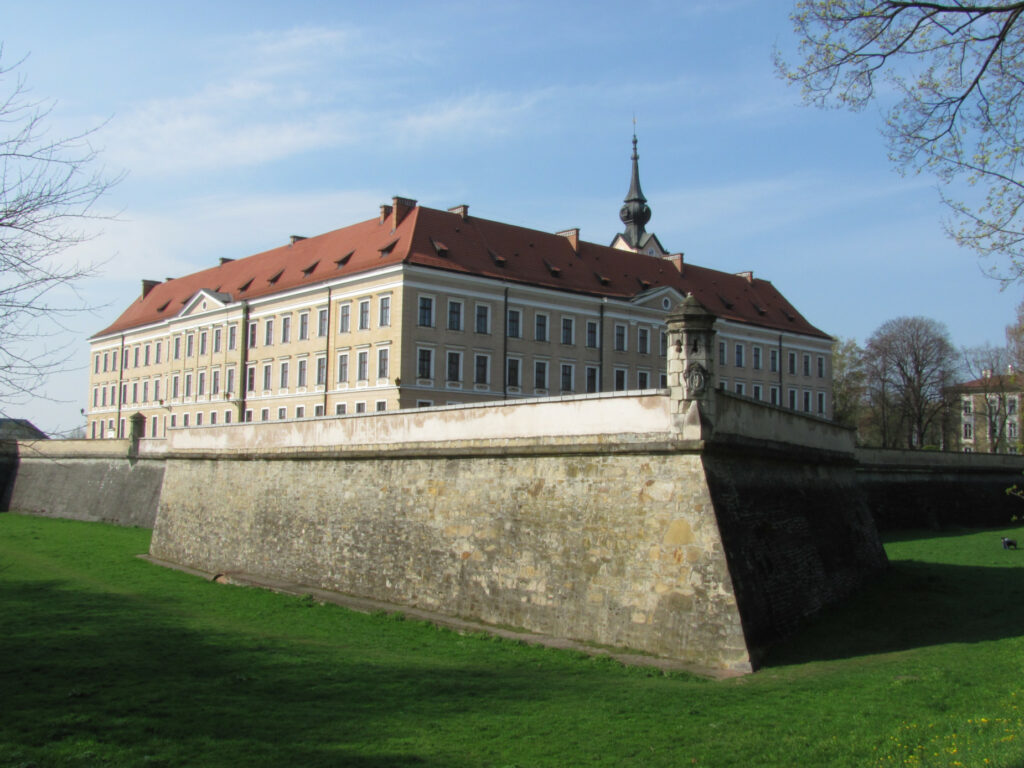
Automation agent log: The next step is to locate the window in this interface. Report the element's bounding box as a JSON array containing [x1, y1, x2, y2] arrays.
[[964, 422, 973, 439], [224, 410, 232, 424], [614, 368, 627, 391], [295, 406, 305, 418], [357, 351, 369, 381], [735, 344, 744, 368], [586, 321, 599, 348], [134, 346, 140, 367], [377, 348, 389, 380], [338, 304, 351, 333], [103, 352, 109, 372], [1010, 398, 1018, 415], [418, 348, 433, 379], [337, 353, 349, 383], [474, 354, 489, 385], [447, 351, 462, 382], [174, 337, 181, 360], [534, 360, 548, 389], [200, 332, 208, 356], [770, 385, 780, 406], [226, 368, 235, 395], [314, 405, 325, 417], [94, 355, 100, 373], [210, 412, 217, 426], [355, 402, 366, 414], [448, 300, 463, 331], [963, 399, 973, 415], [803, 354, 811, 377], [358, 300, 370, 330], [1010, 421, 1018, 439], [753, 384, 762, 401], [419, 296, 434, 327], [614, 324, 626, 352], [184, 375, 192, 397], [586, 366, 599, 393], [660, 331, 667, 356], [817, 355, 825, 378], [769, 348, 778, 373], [376, 296, 391, 327], [197, 372, 206, 396], [196, 412, 203, 427], [171, 375, 180, 399], [228, 326, 237, 351], [475, 304, 490, 334], [264, 320, 274, 346], [213, 329, 221, 354], [638, 371, 650, 389], [260, 409, 269, 422], [507, 309, 521, 338], [278, 407, 287, 420], [154, 380, 161, 402], [182, 414, 189, 428], [248, 323, 257, 349], [506, 358, 521, 387], [280, 362, 289, 389], [297, 359, 308, 387], [262, 364, 272, 391], [803, 390, 811, 412], [788, 352, 797, 375], [719, 342, 727, 366], [817, 392, 826, 415], [156, 341, 163, 363], [318, 309, 329, 337], [299, 312, 309, 340], [187, 334, 195, 357], [376, 401, 387, 412], [560, 364, 574, 392], [561, 317, 574, 345], [638, 328, 650, 354], [212, 370, 220, 395], [788, 388, 797, 410], [535, 313, 548, 342], [753, 346, 762, 370], [316, 357, 327, 386], [132, 382, 138, 403], [735, 382, 745, 396], [336, 403, 347, 415]]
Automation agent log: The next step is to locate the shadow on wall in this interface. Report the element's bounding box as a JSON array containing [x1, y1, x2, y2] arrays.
[[763, 539, 1024, 667]]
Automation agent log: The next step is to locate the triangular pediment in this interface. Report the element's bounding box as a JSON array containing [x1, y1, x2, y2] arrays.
[[179, 289, 233, 318], [631, 285, 685, 311], [610, 231, 669, 258]]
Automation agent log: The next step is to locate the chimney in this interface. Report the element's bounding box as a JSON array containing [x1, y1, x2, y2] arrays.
[[290, 235, 307, 245], [448, 204, 469, 219], [736, 270, 754, 283], [665, 253, 684, 273], [556, 228, 580, 252], [391, 196, 417, 228], [219, 257, 234, 266], [141, 279, 160, 299], [379, 204, 393, 224]]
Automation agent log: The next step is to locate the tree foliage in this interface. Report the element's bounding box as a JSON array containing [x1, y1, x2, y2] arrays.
[[779, 1, 1024, 283], [863, 316, 957, 448], [831, 336, 867, 428], [0, 49, 118, 407]]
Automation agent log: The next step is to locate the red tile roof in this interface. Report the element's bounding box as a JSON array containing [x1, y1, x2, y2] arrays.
[[94, 203, 830, 340]]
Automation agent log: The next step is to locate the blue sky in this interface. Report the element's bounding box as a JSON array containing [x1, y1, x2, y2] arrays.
[[6, 0, 1021, 434]]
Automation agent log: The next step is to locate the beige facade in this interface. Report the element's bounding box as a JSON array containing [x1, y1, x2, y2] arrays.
[[957, 378, 1023, 454]]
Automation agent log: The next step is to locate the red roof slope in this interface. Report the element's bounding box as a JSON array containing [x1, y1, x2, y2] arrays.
[[94, 204, 829, 340]]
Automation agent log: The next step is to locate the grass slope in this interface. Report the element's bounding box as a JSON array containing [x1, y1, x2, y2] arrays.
[[0, 513, 1022, 767]]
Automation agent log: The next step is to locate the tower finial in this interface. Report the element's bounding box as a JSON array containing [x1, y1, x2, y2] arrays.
[[619, 128, 651, 248]]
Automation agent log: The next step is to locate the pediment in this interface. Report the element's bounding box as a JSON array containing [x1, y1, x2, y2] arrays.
[[179, 289, 233, 318]]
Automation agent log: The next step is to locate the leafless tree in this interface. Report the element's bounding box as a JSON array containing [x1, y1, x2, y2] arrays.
[[831, 336, 867, 429], [778, 2, 1024, 283], [959, 344, 1019, 452], [0, 48, 119, 409], [864, 317, 957, 448]]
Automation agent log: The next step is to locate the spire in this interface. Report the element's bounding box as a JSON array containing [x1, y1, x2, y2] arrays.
[[619, 131, 652, 249]]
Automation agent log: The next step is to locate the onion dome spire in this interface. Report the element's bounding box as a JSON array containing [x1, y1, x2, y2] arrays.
[[619, 132, 652, 249]]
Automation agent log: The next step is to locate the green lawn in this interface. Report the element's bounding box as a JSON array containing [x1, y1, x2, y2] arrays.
[[1, 513, 1022, 767]]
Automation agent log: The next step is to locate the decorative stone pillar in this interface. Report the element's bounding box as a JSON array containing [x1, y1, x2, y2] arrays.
[[666, 294, 716, 438]]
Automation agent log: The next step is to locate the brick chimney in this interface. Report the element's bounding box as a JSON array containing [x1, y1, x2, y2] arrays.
[[448, 204, 469, 219], [391, 196, 417, 228], [665, 253, 684, 274], [141, 279, 160, 299], [556, 228, 580, 252]]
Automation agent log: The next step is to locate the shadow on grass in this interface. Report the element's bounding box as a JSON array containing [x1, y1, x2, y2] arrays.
[[763, 551, 1024, 667], [0, 576, 543, 767]]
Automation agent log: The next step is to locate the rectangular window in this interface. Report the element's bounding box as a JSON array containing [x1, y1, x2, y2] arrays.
[[534, 360, 547, 389], [182, 414, 189, 427], [199, 332, 208, 356], [475, 304, 490, 334], [561, 317, 574, 345], [103, 352, 108, 372], [735, 344, 744, 368], [638, 370, 650, 389], [227, 326, 236, 351], [964, 422, 973, 439], [198, 372, 206, 396], [262, 364, 272, 391], [314, 405, 325, 417], [660, 330, 667, 356], [132, 382, 138, 403], [248, 323, 257, 349], [143, 345, 151, 367], [264, 320, 274, 347], [418, 348, 433, 379], [817, 355, 825, 378], [719, 342, 727, 366], [376, 401, 387, 412], [586, 321, 599, 348], [133, 346, 140, 367], [213, 329, 221, 354], [154, 380, 160, 401], [280, 362, 289, 389], [803, 390, 812, 412], [474, 354, 489, 385], [187, 334, 195, 357], [94, 355, 100, 374], [377, 348, 389, 380], [614, 368, 627, 391], [535, 313, 548, 342], [379, 296, 391, 327], [735, 382, 745, 396], [770, 385, 780, 406], [338, 304, 351, 333], [788, 388, 797, 410], [185, 374, 192, 397], [295, 406, 305, 418], [506, 358, 521, 387], [212, 369, 220, 395], [448, 300, 463, 331], [297, 359, 307, 387], [357, 351, 369, 381], [260, 409, 269, 422], [278, 407, 287, 420], [560, 364, 573, 392], [753, 346, 762, 370], [174, 337, 181, 360], [638, 328, 649, 354], [803, 354, 811, 377], [358, 300, 370, 330], [316, 357, 327, 386], [226, 368, 235, 395], [196, 412, 203, 427], [447, 351, 462, 382], [614, 324, 626, 352], [336, 403, 347, 415], [1010, 398, 1019, 415], [225, 410, 232, 424], [337, 353, 349, 383], [507, 309, 521, 338], [156, 341, 162, 364], [419, 296, 434, 327], [354, 402, 366, 414], [752, 384, 762, 401], [299, 313, 309, 340], [586, 366, 599, 393], [788, 352, 797, 375], [769, 348, 778, 373], [318, 309, 329, 337], [817, 392, 826, 414]]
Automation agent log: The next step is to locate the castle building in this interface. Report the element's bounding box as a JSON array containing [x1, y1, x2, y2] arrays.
[[955, 373, 1023, 454], [86, 140, 833, 439]]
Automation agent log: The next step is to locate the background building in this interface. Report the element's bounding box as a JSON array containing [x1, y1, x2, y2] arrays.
[[955, 373, 1023, 453]]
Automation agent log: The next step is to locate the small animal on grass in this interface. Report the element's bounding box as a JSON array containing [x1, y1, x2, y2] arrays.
[[1002, 537, 1018, 550]]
